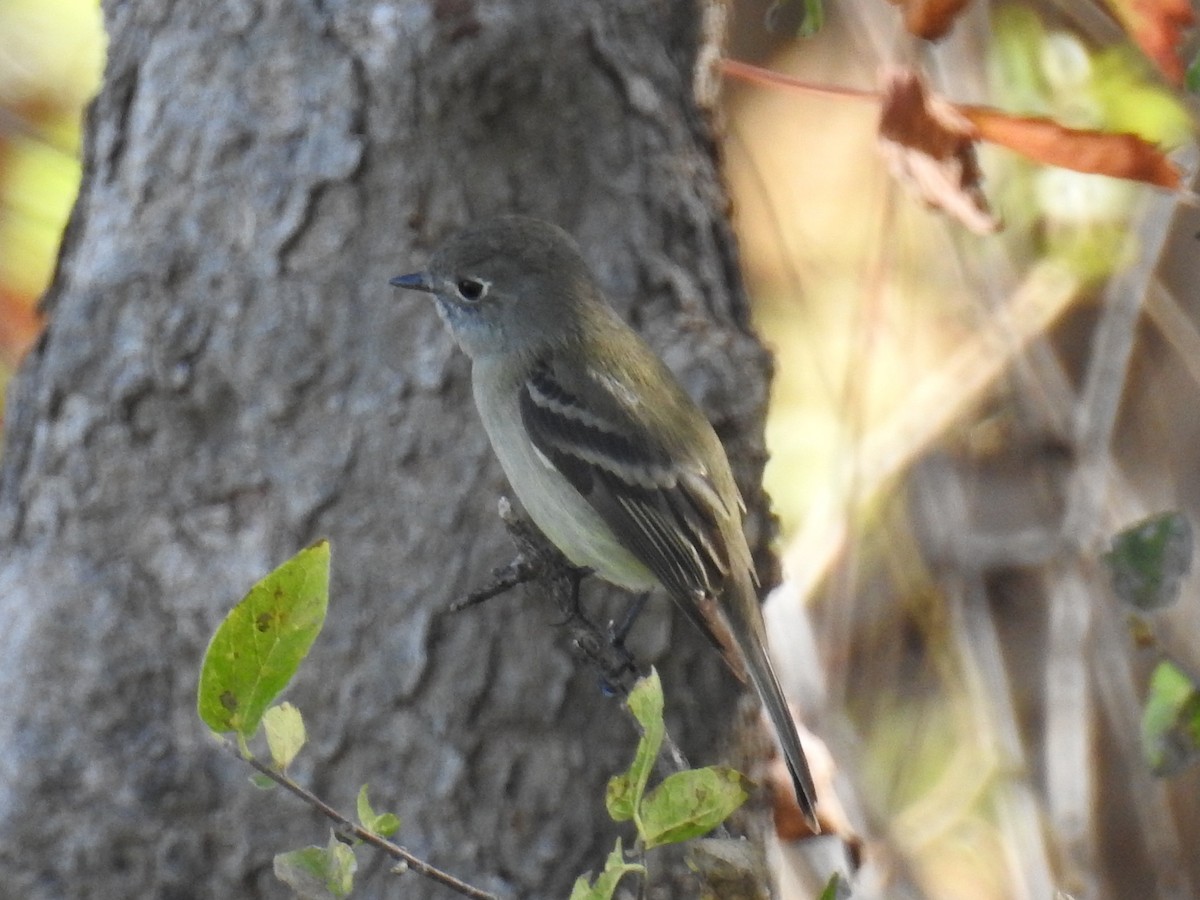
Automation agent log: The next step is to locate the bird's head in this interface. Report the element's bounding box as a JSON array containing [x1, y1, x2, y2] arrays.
[[390, 215, 601, 360]]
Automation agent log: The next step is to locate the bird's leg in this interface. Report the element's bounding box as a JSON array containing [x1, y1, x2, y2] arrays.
[[611, 592, 649, 648], [594, 592, 649, 694], [549, 564, 593, 625]]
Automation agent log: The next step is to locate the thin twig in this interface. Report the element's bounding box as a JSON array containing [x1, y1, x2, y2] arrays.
[[719, 58, 878, 103], [221, 741, 498, 900], [449, 558, 543, 611]]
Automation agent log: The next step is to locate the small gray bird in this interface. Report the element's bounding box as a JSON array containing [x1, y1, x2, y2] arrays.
[[391, 215, 819, 829]]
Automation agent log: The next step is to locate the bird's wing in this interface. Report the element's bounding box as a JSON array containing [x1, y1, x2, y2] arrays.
[[521, 350, 820, 829], [519, 353, 740, 649]]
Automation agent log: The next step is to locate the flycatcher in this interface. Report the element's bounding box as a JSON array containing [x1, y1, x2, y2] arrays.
[[390, 215, 819, 829]]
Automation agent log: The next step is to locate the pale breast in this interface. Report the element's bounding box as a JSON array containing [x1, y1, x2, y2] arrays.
[[472, 359, 658, 592]]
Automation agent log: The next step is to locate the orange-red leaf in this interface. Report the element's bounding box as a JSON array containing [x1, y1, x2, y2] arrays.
[[877, 69, 1000, 234], [0, 288, 43, 365], [885, 0, 973, 40], [1102, 0, 1195, 84], [960, 105, 1182, 189]]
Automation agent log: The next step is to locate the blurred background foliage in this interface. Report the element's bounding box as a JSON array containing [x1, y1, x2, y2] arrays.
[[3, 0, 1199, 897], [0, 0, 102, 410], [726, 2, 1198, 898]]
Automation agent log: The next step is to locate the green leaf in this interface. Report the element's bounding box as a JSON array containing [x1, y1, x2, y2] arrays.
[[819, 871, 851, 900], [568, 839, 643, 900], [989, 5, 1053, 114], [249, 773, 277, 790], [263, 702, 307, 771], [798, 0, 824, 36], [374, 812, 401, 837], [605, 772, 637, 824], [273, 834, 357, 899], [357, 784, 401, 838], [765, 0, 824, 36], [637, 766, 750, 850], [197, 541, 330, 738], [625, 669, 665, 746], [1105, 513, 1193, 611], [325, 840, 356, 896], [1187, 49, 1200, 93], [605, 670, 665, 824], [1142, 660, 1200, 776]]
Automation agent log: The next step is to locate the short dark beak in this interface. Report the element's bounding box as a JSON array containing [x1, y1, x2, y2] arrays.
[[389, 272, 435, 292]]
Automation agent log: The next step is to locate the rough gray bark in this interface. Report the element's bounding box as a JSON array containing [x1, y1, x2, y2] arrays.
[[0, 1, 774, 898]]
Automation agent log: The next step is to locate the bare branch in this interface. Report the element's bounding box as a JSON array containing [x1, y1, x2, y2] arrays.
[[222, 740, 499, 900]]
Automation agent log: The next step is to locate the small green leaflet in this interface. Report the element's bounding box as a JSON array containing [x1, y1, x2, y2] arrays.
[[765, 0, 824, 36], [606, 670, 664, 823], [1142, 660, 1200, 776], [819, 871, 851, 900], [197, 541, 330, 738], [568, 839, 643, 900], [263, 702, 306, 771], [798, 0, 824, 36], [605, 670, 748, 849], [637, 766, 750, 849], [274, 833, 357, 900], [357, 784, 401, 838], [1104, 512, 1193, 611]]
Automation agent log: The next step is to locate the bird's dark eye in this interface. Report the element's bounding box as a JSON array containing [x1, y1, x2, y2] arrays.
[[456, 278, 487, 302]]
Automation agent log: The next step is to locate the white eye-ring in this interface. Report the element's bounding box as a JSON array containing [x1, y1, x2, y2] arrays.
[[456, 278, 489, 302]]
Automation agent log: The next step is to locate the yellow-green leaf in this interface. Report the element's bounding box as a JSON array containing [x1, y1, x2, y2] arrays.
[[568, 839, 642, 900], [357, 784, 401, 838], [609, 670, 664, 821], [273, 834, 357, 900], [819, 871, 850, 900], [1142, 660, 1200, 776], [605, 771, 637, 823], [638, 766, 750, 850], [197, 541, 330, 738], [263, 702, 306, 771]]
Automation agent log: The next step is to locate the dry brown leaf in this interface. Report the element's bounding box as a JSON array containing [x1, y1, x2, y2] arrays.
[[767, 718, 861, 855], [877, 69, 1001, 234], [959, 105, 1183, 189], [885, 0, 973, 40], [721, 59, 1185, 198], [1102, 0, 1195, 84]]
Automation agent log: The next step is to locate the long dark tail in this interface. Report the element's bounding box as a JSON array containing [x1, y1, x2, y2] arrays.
[[726, 570, 820, 831]]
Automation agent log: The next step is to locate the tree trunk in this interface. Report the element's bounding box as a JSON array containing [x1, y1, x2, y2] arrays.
[[0, 1, 774, 897]]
